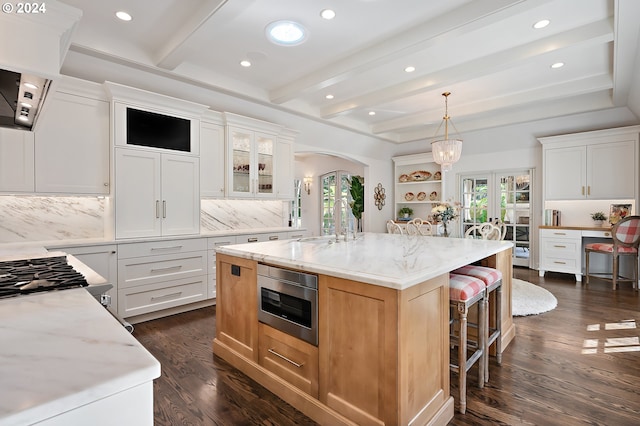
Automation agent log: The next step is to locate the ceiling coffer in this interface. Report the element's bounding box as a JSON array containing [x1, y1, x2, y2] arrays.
[[0, 0, 81, 131]]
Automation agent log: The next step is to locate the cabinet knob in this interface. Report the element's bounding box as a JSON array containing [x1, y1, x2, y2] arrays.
[[103, 182, 109, 187]]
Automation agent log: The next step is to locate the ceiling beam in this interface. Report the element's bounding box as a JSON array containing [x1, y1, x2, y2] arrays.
[[321, 19, 613, 119], [268, 0, 553, 104], [154, 0, 228, 70], [612, 0, 640, 106]]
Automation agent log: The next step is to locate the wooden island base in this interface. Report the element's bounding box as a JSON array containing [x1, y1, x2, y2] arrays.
[[213, 242, 514, 426]]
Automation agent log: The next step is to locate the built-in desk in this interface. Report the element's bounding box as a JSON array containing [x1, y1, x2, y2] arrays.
[[539, 226, 613, 281]]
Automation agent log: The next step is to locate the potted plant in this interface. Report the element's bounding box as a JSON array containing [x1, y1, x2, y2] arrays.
[[348, 176, 364, 233], [398, 206, 413, 219], [590, 211, 607, 226]]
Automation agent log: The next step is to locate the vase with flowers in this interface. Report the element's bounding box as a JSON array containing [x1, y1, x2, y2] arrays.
[[430, 201, 460, 237]]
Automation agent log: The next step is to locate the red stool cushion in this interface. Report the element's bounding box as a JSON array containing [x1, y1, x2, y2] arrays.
[[585, 243, 638, 254], [449, 273, 485, 302], [453, 265, 502, 286]]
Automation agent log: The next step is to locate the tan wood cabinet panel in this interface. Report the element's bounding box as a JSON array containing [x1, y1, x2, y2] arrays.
[[216, 254, 258, 361], [258, 323, 319, 397], [319, 275, 398, 426]]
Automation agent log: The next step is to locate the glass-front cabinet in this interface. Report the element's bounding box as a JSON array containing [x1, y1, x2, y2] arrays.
[[228, 127, 274, 198]]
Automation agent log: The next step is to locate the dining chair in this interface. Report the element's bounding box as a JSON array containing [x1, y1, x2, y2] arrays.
[[406, 218, 433, 236], [464, 222, 504, 241], [585, 215, 640, 290], [386, 219, 404, 234]]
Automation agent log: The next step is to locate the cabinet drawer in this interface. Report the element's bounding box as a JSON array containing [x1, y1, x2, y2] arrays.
[[208, 273, 216, 299], [118, 238, 206, 259], [118, 252, 206, 288], [118, 276, 207, 318], [540, 229, 582, 239], [541, 239, 581, 256], [582, 230, 612, 238], [207, 235, 238, 250], [540, 256, 578, 273], [258, 323, 318, 398]]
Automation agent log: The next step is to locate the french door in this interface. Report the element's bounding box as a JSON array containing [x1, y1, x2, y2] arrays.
[[460, 170, 533, 267], [320, 171, 353, 236]]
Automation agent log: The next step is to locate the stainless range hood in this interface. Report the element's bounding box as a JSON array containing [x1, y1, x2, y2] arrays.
[[0, 0, 81, 131], [0, 70, 51, 130]]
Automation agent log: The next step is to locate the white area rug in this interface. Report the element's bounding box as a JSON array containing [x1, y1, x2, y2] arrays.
[[512, 279, 558, 316]]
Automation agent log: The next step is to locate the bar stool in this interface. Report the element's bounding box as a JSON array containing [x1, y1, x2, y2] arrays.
[[449, 273, 487, 414], [453, 264, 503, 383]]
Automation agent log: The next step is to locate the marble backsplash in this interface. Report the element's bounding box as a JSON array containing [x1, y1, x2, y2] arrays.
[[0, 196, 106, 242], [200, 199, 287, 231], [0, 196, 288, 243]]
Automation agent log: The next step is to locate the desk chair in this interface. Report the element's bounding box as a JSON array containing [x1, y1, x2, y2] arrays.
[[585, 215, 640, 290]]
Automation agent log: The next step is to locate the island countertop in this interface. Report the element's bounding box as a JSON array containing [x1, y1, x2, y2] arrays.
[[216, 232, 513, 289], [0, 289, 160, 425]]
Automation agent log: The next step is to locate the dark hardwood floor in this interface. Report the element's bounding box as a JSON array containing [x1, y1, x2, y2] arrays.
[[133, 268, 640, 425]]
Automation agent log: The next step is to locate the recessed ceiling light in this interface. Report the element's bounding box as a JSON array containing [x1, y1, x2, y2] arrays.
[[404, 66, 416, 73], [266, 20, 307, 46], [533, 19, 550, 29], [240, 60, 251, 67], [17, 115, 28, 121], [320, 9, 336, 20], [325, 94, 334, 100], [551, 62, 564, 69], [368, 111, 376, 116], [23, 82, 38, 90], [116, 11, 132, 21], [20, 102, 32, 108]]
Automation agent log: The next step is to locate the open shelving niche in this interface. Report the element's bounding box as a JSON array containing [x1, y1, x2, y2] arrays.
[[392, 153, 444, 222]]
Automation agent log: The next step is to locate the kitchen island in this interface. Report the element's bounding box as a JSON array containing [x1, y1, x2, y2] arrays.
[[214, 233, 514, 426], [0, 288, 160, 425]]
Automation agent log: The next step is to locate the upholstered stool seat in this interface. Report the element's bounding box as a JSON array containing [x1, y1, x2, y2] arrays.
[[453, 264, 503, 383], [585, 216, 640, 290], [449, 273, 487, 414]]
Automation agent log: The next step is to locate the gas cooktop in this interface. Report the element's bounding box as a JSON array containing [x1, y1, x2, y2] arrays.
[[0, 255, 89, 299]]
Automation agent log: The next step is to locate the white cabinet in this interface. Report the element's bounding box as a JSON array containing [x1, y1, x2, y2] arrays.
[[200, 118, 226, 198], [223, 112, 296, 199], [538, 229, 583, 280], [541, 127, 639, 201], [34, 90, 110, 194], [54, 244, 118, 315], [115, 147, 200, 239], [227, 126, 275, 198], [207, 235, 238, 299], [276, 130, 297, 199], [0, 128, 34, 192], [117, 238, 207, 319], [392, 153, 444, 221]]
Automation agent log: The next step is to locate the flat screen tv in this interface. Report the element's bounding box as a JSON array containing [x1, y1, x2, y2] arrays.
[[126, 107, 190, 152]]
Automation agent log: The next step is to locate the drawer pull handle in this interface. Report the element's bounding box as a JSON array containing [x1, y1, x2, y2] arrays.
[[604, 233, 610, 237], [268, 348, 303, 368], [151, 291, 182, 301], [247, 237, 259, 242], [150, 245, 184, 251], [290, 234, 303, 239], [553, 245, 567, 248], [553, 261, 567, 265], [214, 241, 233, 246], [269, 236, 279, 240], [150, 265, 183, 273], [553, 232, 566, 235]]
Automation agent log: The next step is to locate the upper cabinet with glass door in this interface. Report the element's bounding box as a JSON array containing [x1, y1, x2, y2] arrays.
[[224, 113, 292, 199]]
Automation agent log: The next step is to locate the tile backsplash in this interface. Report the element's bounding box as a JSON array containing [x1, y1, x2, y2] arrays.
[[0, 196, 106, 242], [0, 196, 289, 243]]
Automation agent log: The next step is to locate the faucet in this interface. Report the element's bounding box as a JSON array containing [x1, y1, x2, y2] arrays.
[[333, 198, 351, 242]]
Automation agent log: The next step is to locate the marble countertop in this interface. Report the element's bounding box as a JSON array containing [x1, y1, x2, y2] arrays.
[[216, 232, 513, 289], [0, 289, 160, 425]]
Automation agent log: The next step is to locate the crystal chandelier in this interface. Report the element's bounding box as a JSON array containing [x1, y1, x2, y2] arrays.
[[431, 92, 462, 172]]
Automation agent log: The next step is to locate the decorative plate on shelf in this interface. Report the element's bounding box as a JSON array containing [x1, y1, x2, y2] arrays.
[[404, 192, 415, 201], [429, 191, 438, 201], [433, 171, 442, 180], [416, 191, 426, 201], [410, 170, 431, 181], [399, 174, 409, 182]]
